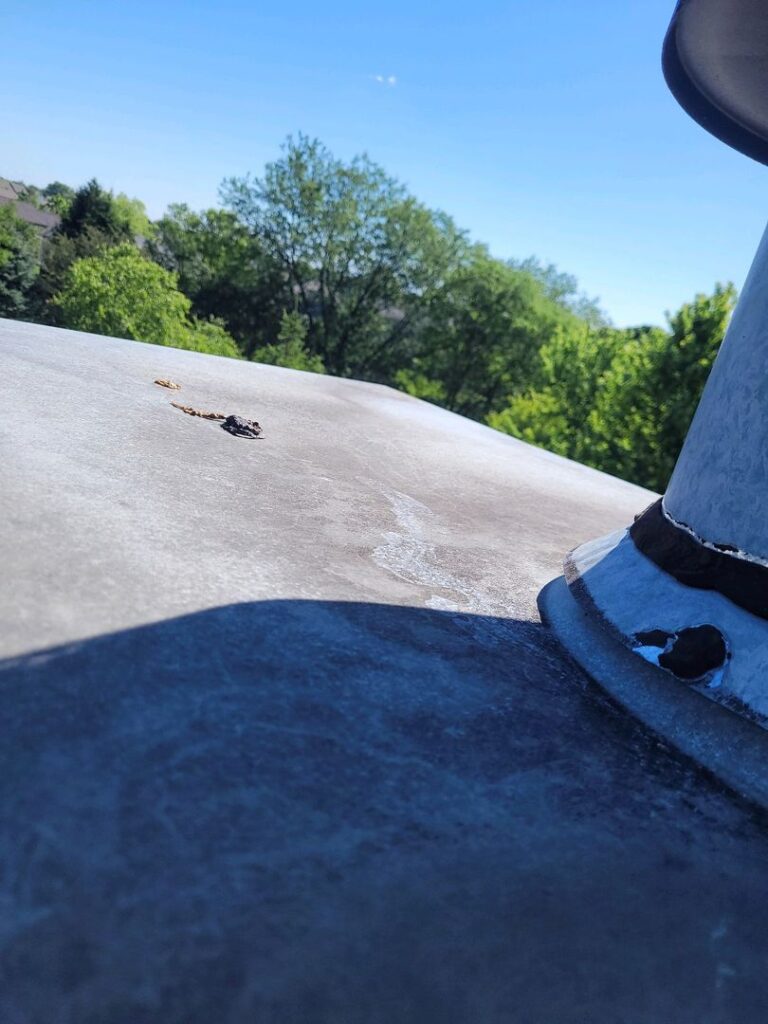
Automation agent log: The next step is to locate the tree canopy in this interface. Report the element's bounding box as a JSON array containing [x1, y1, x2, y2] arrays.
[[253, 309, 325, 372], [405, 250, 584, 419], [53, 244, 240, 357], [148, 203, 283, 351], [489, 287, 736, 491], [1, 142, 737, 490], [221, 134, 466, 377], [28, 179, 149, 325], [0, 204, 40, 318], [586, 286, 736, 489], [58, 179, 133, 243]]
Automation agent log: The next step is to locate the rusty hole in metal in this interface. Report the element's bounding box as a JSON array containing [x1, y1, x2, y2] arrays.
[[634, 624, 729, 684]]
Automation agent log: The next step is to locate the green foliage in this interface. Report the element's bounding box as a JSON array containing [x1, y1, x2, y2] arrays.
[[54, 243, 190, 339], [58, 179, 132, 243], [53, 243, 241, 357], [222, 134, 465, 378], [0, 204, 41, 318], [45, 193, 73, 217], [29, 228, 113, 324], [252, 309, 325, 372], [488, 323, 625, 458], [586, 286, 736, 489], [148, 204, 283, 349], [509, 256, 608, 328], [43, 181, 74, 199], [16, 184, 42, 206], [113, 194, 153, 239], [176, 317, 242, 358], [393, 367, 447, 404], [42, 182, 75, 217], [30, 180, 140, 324], [1, 144, 739, 491], [415, 250, 584, 419], [490, 286, 736, 491], [15, 179, 132, 228]]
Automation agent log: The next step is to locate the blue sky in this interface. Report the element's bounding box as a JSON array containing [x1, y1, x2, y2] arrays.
[[3, 0, 767, 326]]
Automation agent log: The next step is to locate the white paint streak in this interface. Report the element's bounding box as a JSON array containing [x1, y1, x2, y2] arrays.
[[372, 490, 497, 614]]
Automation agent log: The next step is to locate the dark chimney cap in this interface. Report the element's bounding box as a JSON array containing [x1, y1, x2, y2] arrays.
[[663, 0, 768, 164]]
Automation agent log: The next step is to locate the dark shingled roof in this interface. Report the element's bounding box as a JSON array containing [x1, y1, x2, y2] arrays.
[[0, 177, 25, 201], [0, 194, 61, 234]]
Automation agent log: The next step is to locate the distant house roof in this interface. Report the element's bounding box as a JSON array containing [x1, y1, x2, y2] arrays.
[[0, 195, 60, 235], [0, 178, 25, 202]]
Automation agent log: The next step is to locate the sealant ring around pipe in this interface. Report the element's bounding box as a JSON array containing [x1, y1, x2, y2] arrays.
[[630, 499, 768, 620]]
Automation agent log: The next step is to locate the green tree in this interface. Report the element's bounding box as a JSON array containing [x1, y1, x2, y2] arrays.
[[53, 244, 241, 357], [43, 181, 74, 200], [58, 179, 132, 242], [113, 194, 153, 239], [221, 134, 465, 378], [28, 229, 110, 324], [179, 316, 242, 358], [29, 180, 138, 323], [148, 203, 283, 350], [42, 182, 75, 217], [487, 322, 626, 458], [489, 285, 736, 491], [252, 309, 325, 372], [411, 250, 584, 420], [0, 204, 41, 318], [14, 182, 43, 207], [393, 367, 447, 405], [509, 256, 608, 327], [587, 286, 736, 490]]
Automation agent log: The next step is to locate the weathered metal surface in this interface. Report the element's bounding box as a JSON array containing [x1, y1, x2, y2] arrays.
[[665, 221, 768, 561], [551, 217, 768, 731], [3, 320, 768, 1023], [561, 527, 768, 724], [540, 572, 768, 810]]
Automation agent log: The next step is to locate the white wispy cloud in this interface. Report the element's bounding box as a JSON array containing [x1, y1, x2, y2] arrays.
[[372, 74, 397, 87]]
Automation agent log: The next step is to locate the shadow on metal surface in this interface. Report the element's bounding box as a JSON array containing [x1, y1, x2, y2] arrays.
[[2, 599, 768, 1023]]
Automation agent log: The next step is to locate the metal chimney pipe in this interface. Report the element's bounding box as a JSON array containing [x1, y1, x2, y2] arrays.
[[539, 0, 768, 806]]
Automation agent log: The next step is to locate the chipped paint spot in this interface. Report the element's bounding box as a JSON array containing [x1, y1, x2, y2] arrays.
[[633, 624, 729, 688]]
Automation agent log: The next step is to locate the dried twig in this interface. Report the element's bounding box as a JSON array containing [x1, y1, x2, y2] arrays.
[[171, 402, 226, 420]]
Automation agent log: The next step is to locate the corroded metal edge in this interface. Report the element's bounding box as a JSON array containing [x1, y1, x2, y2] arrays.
[[564, 538, 768, 732], [631, 499, 768, 620], [538, 574, 768, 813]]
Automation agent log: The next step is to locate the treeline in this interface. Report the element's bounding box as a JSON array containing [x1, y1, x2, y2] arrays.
[[0, 135, 734, 491]]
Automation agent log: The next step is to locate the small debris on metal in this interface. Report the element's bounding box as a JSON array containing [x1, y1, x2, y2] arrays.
[[221, 415, 263, 439], [171, 401, 227, 420], [171, 402, 264, 438], [154, 378, 181, 390]]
